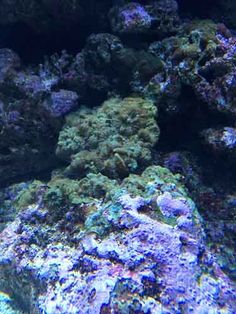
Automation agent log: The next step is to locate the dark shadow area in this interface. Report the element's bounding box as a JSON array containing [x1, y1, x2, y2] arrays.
[[177, 0, 217, 19], [0, 22, 94, 64], [157, 86, 233, 150], [0, 0, 113, 65], [157, 85, 236, 190], [0, 156, 66, 189]]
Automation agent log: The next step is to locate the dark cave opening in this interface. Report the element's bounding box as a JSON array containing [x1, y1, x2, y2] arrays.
[[0, 1, 115, 64], [0, 22, 91, 64], [157, 85, 236, 191]]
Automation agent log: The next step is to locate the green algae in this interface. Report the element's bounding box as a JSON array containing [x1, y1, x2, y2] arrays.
[[44, 173, 118, 209], [121, 166, 185, 198], [14, 180, 43, 210]]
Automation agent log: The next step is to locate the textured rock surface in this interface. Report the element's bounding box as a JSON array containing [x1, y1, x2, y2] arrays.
[[202, 127, 236, 154], [0, 50, 58, 185], [0, 1, 236, 313], [109, 0, 179, 36], [0, 182, 29, 232], [0, 166, 235, 313]]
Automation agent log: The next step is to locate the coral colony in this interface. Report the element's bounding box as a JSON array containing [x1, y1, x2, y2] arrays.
[[0, 0, 235, 313]]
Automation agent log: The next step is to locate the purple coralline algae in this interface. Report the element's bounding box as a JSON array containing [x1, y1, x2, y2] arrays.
[[110, 3, 152, 33], [143, 20, 236, 118], [0, 166, 235, 313], [110, 0, 179, 36], [42, 90, 79, 117], [0, 1, 236, 313], [202, 127, 236, 153]]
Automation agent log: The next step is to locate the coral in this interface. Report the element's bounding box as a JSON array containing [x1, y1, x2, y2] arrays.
[[14, 181, 45, 210], [43, 173, 118, 209], [202, 127, 236, 154], [42, 89, 79, 117], [145, 20, 219, 110], [40, 33, 164, 98], [0, 49, 20, 83], [0, 182, 29, 232], [158, 150, 236, 281], [0, 48, 85, 185], [109, 0, 179, 36], [0, 166, 235, 313], [110, 2, 152, 34], [56, 97, 159, 179], [144, 19, 236, 119], [0, 50, 61, 185], [0, 2, 236, 313]]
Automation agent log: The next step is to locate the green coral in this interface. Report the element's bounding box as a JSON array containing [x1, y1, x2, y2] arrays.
[[56, 97, 159, 179], [0, 182, 30, 232], [81, 166, 199, 236], [14, 180, 43, 210], [44, 173, 118, 209], [13, 163, 199, 238], [120, 165, 185, 199], [43, 173, 120, 233], [167, 20, 217, 62]]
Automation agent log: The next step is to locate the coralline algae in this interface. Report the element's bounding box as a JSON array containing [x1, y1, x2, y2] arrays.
[[0, 1, 236, 313], [0, 166, 235, 313]]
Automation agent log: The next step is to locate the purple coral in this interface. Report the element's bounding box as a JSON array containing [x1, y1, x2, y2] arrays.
[[216, 33, 236, 60]]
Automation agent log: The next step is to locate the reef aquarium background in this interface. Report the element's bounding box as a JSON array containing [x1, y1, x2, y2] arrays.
[[0, 0, 235, 313]]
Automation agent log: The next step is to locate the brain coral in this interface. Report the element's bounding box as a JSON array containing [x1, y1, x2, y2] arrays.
[[56, 97, 159, 179]]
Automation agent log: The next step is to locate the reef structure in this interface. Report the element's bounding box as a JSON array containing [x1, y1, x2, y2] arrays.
[[0, 1, 235, 313], [0, 166, 236, 313]]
